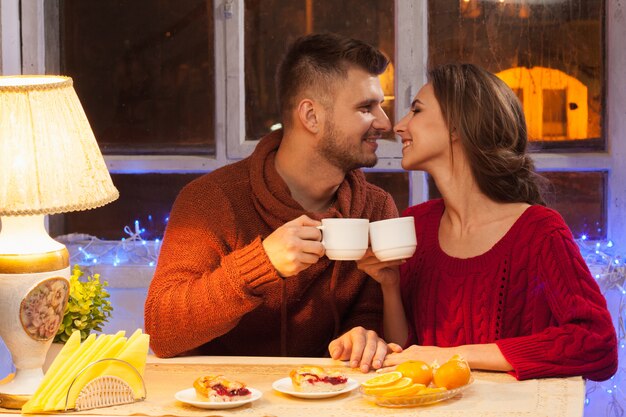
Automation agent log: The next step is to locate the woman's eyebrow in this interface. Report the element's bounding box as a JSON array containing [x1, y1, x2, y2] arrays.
[[411, 98, 424, 108]]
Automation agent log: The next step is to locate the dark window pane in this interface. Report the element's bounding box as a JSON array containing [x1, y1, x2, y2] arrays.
[[51, 174, 201, 240], [244, 0, 394, 140], [427, 171, 607, 240], [542, 171, 606, 240], [428, 0, 604, 151], [364, 172, 410, 214], [61, 0, 215, 155]]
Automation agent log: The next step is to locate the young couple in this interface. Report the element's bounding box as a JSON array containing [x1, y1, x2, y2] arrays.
[[145, 32, 617, 382]]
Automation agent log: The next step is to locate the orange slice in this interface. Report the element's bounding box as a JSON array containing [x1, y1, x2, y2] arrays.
[[363, 376, 413, 395], [420, 386, 448, 394], [361, 371, 403, 388], [381, 383, 426, 397]]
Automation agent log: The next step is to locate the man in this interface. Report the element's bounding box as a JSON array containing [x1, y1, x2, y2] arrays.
[[144, 32, 399, 371]]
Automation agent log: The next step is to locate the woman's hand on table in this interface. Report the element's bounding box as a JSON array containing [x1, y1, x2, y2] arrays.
[[379, 345, 456, 371], [329, 326, 403, 373], [379, 343, 514, 373]]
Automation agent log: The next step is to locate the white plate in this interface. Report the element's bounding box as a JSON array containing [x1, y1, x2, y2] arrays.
[[272, 377, 359, 399], [175, 387, 262, 409]]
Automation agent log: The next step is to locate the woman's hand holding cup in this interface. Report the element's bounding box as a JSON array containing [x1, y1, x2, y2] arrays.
[[356, 248, 402, 287]]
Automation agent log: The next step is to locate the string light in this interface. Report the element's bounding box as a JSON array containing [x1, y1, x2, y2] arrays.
[[577, 237, 626, 417], [56, 216, 164, 269]]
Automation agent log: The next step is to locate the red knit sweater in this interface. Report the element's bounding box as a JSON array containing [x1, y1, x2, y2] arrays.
[[400, 199, 617, 381], [144, 131, 398, 358]]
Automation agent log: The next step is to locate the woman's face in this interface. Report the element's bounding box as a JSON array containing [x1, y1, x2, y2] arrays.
[[394, 83, 451, 171]]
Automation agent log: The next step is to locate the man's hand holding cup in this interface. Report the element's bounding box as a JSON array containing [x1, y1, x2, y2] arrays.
[[262, 215, 324, 277]]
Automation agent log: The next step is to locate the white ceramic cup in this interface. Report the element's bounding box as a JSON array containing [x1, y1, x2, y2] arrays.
[[369, 216, 417, 261], [317, 218, 369, 261]]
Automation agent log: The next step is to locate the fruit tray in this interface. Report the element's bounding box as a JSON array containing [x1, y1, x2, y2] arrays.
[[360, 378, 474, 408]]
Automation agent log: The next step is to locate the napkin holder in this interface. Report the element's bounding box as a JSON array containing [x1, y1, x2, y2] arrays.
[[64, 358, 146, 411]]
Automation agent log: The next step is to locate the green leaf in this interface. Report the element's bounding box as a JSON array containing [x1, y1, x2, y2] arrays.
[[56, 264, 114, 343]]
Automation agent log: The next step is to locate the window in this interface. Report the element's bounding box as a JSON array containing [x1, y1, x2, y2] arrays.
[[5, 0, 624, 246], [429, 0, 604, 150], [428, 0, 613, 239], [61, 0, 216, 155]]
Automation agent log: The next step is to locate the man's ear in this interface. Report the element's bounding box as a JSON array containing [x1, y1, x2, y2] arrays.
[[296, 99, 321, 134]]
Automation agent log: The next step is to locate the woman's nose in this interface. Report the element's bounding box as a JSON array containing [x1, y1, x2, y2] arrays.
[[394, 114, 408, 135]]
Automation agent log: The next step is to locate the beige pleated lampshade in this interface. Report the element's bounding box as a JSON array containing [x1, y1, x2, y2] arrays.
[[0, 75, 119, 216]]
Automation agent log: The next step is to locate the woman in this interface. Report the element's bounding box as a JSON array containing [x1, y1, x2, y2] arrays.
[[330, 63, 617, 381]]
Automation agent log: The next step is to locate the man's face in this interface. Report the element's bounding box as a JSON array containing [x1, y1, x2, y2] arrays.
[[316, 67, 391, 172]]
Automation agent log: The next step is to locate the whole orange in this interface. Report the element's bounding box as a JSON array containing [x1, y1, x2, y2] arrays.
[[396, 360, 433, 386], [432, 358, 471, 389]]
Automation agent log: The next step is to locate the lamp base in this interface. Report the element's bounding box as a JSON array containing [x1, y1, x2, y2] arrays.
[[0, 268, 69, 398], [0, 368, 43, 395], [0, 392, 30, 409], [0, 216, 70, 406], [0, 368, 44, 408]]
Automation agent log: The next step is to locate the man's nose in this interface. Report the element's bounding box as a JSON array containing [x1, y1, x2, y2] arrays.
[[372, 107, 392, 131]]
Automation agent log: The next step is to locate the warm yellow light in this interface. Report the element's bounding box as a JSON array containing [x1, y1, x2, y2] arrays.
[[0, 76, 118, 216], [379, 61, 395, 102], [496, 67, 588, 141]]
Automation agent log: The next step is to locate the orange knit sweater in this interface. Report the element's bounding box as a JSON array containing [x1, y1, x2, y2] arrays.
[[144, 131, 399, 358]]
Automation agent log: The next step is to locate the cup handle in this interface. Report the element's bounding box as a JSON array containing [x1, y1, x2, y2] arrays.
[[316, 225, 325, 247]]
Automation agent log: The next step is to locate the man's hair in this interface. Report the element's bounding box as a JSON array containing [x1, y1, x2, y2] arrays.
[[276, 32, 388, 129], [428, 63, 547, 205]]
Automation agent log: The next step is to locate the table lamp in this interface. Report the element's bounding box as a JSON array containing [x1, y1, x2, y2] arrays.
[[0, 75, 119, 407]]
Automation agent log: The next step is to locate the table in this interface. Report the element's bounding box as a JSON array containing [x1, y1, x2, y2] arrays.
[[1, 355, 585, 417]]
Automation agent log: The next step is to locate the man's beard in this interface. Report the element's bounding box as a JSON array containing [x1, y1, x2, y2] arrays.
[[318, 117, 378, 172]]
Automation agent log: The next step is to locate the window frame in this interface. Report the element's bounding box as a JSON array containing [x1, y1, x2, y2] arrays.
[[5, 0, 624, 245]]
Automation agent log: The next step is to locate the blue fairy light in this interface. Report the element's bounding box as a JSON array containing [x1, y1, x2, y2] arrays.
[[63, 218, 162, 269]]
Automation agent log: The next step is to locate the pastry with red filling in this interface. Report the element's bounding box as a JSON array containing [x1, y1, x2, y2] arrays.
[[290, 366, 348, 392], [193, 375, 251, 402]]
